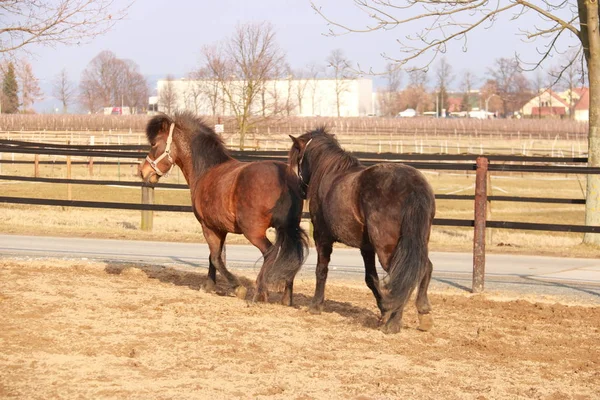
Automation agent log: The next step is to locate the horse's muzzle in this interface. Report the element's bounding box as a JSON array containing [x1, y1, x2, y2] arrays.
[[138, 162, 159, 184]]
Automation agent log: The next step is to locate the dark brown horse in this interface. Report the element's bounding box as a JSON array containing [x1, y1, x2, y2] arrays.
[[288, 128, 435, 333], [139, 112, 308, 305]]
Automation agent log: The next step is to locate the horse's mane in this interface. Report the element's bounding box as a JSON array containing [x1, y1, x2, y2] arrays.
[[146, 111, 232, 174], [293, 126, 361, 199]]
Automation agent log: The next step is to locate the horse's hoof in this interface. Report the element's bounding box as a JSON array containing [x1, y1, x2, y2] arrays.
[[281, 297, 293, 307], [381, 320, 402, 335], [234, 286, 247, 300], [203, 280, 216, 293], [307, 304, 323, 315], [252, 291, 268, 303], [417, 313, 434, 332]]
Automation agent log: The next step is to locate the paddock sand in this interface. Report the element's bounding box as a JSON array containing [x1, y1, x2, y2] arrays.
[[1, 258, 598, 400]]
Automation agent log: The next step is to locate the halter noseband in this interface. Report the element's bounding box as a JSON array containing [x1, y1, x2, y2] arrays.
[[297, 138, 313, 187], [146, 123, 175, 176]]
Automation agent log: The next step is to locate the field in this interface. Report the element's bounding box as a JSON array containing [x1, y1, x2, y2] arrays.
[[1, 258, 599, 399]]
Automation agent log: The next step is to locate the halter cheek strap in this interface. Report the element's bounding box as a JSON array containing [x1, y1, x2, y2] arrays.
[[298, 138, 312, 186], [146, 123, 175, 176]]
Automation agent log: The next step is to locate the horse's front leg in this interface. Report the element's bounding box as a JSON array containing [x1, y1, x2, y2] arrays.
[[361, 248, 385, 315], [203, 226, 247, 300], [309, 240, 333, 314], [204, 259, 217, 293]]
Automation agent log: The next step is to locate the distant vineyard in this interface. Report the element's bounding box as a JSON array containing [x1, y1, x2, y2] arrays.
[[0, 114, 588, 139]]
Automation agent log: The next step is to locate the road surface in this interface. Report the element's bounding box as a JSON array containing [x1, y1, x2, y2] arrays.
[[1, 234, 599, 303]]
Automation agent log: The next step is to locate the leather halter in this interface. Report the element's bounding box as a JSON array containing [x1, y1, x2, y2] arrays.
[[146, 123, 175, 176], [297, 138, 313, 187]]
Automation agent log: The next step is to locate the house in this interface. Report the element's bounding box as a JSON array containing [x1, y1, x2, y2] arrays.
[[521, 89, 570, 117], [572, 87, 589, 122]]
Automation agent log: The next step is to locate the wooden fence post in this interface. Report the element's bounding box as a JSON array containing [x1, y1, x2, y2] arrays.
[[34, 154, 39, 177], [472, 156, 489, 293], [141, 185, 154, 231]]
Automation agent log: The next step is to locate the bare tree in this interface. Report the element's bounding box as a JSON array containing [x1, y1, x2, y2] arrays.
[[306, 62, 323, 116], [78, 77, 98, 113], [460, 70, 477, 112], [326, 49, 353, 117], [292, 67, 311, 116], [79, 50, 120, 107], [403, 70, 428, 113], [311, 0, 600, 244], [0, 1, 131, 54], [533, 71, 545, 119], [188, 67, 221, 116], [79, 51, 147, 113], [52, 68, 76, 113], [17, 59, 43, 112], [158, 75, 178, 114], [551, 50, 586, 119], [120, 59, 148, 113], [487, 58, 530, 117], [203, 22, 287, 149], [377, 63, 402, 117], [434, 58, 454, 116]]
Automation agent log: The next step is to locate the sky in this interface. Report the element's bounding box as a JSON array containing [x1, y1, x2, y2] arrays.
[[18, 0, 581, 113]]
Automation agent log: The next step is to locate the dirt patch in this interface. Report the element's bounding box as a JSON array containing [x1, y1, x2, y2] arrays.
[[1, 258, 598, 399]]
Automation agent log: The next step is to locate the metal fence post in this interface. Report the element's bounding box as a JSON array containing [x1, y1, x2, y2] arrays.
[[141, 185, 154, 231], [66, 154, 72, 201], [472, 156, 489, 293]]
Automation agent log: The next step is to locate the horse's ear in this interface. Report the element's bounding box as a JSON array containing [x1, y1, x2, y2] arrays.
[[289, 135, 301, 149]]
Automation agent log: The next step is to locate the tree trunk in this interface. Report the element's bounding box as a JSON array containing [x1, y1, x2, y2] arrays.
[[584, 0, 600, 244]]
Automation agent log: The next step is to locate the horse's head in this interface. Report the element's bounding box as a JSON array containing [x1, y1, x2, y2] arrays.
[[288, 133, 313, 199], [139, 115, 178, 184]]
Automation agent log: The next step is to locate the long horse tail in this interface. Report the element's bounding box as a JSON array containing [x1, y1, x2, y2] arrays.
[[382, 187, 435, 314], [263, 175, 309, 284]]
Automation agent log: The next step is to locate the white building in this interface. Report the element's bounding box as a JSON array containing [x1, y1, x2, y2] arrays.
[[151, 78, 374, 117]]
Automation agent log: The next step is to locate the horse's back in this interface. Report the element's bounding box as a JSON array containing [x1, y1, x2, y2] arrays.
[[359, 163, 435, 210], [318, 162, 434, 247], [194, 160, 299, 233]]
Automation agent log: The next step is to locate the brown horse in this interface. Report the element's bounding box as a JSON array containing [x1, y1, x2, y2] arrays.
[[288, 128, 435, 333], [139, 112, 308, 305]]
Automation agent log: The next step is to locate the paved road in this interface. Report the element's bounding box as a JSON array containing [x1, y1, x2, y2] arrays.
[[1, 234, 599, 303]]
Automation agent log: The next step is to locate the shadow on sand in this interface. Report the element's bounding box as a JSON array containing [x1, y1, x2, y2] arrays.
[[104, 261, 382, 330]]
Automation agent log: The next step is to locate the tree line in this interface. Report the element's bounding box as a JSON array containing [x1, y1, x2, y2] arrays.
[[376, 53, 587, 119]]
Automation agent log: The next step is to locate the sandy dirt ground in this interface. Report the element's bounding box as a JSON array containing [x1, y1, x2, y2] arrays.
[[1, 258, 599, 400]]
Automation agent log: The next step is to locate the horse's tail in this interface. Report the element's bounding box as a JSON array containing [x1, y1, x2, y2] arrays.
[[382, 187, 435, 314], [263, 177, 309, 284]]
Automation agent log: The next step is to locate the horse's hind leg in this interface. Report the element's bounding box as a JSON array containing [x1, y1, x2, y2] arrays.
[[243, 233, 274, 303], [309, 240, 333, 314], [415, 258, 434, 331], [361, 248, 384, 314], [203, 227, 247, 300], [281, 280, 294, 307]]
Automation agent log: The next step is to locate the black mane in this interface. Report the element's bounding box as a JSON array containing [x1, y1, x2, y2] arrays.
[[146, 111, 232, 174], [292, 126, 361, 199]]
